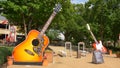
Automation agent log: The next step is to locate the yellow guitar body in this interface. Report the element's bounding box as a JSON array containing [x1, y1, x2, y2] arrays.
[[12, 30, 49, 62]]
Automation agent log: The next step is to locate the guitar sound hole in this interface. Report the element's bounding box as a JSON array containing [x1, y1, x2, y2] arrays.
[[32, 39, 39, 46]]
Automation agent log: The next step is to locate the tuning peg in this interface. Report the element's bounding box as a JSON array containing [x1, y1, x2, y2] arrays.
[[59, 8, 62, 11], [55, 3, 57, 6]]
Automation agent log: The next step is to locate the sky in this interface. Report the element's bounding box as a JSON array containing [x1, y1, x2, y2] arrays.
[[71, 0, 88, 4]]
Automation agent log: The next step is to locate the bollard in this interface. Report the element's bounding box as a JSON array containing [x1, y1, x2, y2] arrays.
[[65, 42, 72, 57]]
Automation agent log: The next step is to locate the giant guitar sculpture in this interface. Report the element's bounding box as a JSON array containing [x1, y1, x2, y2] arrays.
[[12, 3, 62, 62], [86, 24, 107, 53]]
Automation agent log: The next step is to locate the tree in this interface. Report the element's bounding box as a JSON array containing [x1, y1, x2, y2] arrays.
[[1, 0, 119, 47], [81, 0, 120, 46], [0, 0, 63, 37], [0, 0, 43, 37], [1, 0, 81, 44], [107, 0, 120, 46]]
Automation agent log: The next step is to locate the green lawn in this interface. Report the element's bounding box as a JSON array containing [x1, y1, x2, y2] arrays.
[[0, 46, 14, 65]]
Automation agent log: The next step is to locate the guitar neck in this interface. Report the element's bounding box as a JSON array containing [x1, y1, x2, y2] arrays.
[[89, 30, 98, 44], [38, 11, 57, 38]]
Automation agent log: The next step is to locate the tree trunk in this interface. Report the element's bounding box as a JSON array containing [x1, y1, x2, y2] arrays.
[[23, 15, 27, 38], [28, 17, 33, 31], [24, 22, 27, 38], [65, 32, 71, 41]]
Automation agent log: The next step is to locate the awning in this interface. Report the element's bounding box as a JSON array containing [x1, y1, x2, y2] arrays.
[[0, 20, 8, 24], [0, 15, 8, 24]]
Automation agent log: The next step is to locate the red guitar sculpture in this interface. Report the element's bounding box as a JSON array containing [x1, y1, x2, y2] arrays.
[[87, 24, 107, 53], [12, 3, 62, 62]]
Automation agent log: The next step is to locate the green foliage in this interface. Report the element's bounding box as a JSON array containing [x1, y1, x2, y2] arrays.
[[0, 0, 120, 46], [0, 46, 13, 65], [106, 46, 120, 53], [74, 0, 120, 43], [0, 52, 4, 64], [46, 29, 59, 41]]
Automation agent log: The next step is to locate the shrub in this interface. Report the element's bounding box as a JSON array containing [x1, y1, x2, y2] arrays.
[[0, 53, 4, 64], [0, 46, 13, 65]]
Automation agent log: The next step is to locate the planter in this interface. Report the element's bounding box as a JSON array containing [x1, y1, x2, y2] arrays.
[[109, 50, 112, 56], [42, 59, 48, 66], [116, 52, 120, 58], [7, 56, 13, 66], [116, 54, 120, 58], [44, 50, 53, 63]]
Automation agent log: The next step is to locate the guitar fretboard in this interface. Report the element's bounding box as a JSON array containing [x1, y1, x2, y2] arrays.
[[89, 30, 98, 44], [38, 11, 56, 38]]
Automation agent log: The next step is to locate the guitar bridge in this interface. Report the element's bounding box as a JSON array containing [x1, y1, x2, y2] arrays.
[[33, 47, 42, 56], [24, 49, 35, 56]]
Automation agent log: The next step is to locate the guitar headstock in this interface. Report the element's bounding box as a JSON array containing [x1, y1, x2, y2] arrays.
[[53, 3, 62, 13], [86, 24, 90, 30]]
